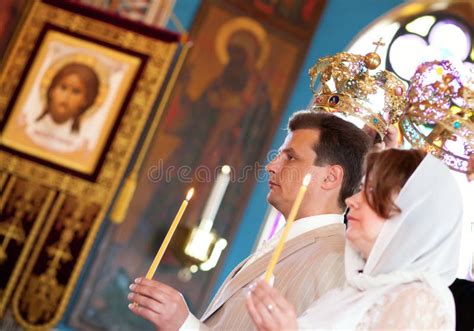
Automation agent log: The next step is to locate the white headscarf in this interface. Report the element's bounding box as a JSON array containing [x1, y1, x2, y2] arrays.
[[298, 154, 463, 329]]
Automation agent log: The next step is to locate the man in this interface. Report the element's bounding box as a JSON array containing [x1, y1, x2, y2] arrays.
[[128, 111, 370, 330]]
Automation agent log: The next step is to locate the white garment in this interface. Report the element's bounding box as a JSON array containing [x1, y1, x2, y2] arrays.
[[180, 214, 343, 330], [298, 154, 463, 330]]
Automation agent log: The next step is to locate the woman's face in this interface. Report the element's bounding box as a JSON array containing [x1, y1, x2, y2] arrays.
[[49, 73, 87, 123], [345, 180, 391, 259]]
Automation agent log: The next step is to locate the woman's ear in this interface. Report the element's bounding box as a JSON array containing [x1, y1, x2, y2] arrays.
[[322, 165, 344, 190]]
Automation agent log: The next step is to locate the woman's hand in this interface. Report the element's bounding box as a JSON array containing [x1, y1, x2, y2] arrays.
[[245, 280, 298, 331]]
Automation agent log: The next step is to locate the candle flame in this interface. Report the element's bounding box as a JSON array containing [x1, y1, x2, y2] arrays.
[[221, 165, 231, 175], [186, 188, 195, 200], [302, 173, 312, 187]]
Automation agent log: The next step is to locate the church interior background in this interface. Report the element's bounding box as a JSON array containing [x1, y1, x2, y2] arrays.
[[0, 0, 472, 330]]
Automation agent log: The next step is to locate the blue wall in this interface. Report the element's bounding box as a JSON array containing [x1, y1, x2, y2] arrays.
[[212, 0, 405, 295], [167, 0, 201, 32]]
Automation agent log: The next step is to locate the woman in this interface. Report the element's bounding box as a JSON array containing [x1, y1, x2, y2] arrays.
[[247, 149, 463, 330]]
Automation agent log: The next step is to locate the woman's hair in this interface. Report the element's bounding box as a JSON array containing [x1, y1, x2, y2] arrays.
[[37, 62, 100, 133], [364, 149, 427, 219]]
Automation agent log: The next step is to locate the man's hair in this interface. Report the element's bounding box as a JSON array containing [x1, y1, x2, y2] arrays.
[[288, 111, 371, 209]]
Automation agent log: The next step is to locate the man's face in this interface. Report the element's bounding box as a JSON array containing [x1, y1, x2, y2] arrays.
[[266, 129, 319, 215]]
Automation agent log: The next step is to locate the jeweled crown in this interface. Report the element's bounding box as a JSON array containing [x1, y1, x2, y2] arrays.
[[401, 60, 473, 173], [308, 40, 407, 138]]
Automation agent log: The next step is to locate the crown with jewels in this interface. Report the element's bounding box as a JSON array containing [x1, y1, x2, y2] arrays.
[[400, 60, 473, 173], [308, 40, 407, 138]]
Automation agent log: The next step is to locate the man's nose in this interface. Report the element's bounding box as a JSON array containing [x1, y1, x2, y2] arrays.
[[266, 162, 274, 175], [266, 156, 280, 175]]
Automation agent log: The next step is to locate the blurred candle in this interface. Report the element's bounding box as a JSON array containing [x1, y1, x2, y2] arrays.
[[264, 174, 311, 283], [145, 188, 194, 279], [199, 165, 231, 232]]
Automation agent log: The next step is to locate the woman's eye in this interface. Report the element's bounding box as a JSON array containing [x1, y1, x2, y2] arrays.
[[287, 154, 295, 161]]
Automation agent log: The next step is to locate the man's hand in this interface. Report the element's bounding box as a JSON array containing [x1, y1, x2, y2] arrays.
[[382, 125, 399, 149], [128, 278, 189, 331], [363, 124, 399, 152]]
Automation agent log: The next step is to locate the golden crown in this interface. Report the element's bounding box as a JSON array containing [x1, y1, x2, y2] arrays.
[[400, 60, 473, 173], [308, 40, 407, 138]]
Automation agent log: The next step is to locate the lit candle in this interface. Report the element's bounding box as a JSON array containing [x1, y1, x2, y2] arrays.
[[264, 174, 311, 283], [199, 165, 231, 232], [145, 188, 194, 279]]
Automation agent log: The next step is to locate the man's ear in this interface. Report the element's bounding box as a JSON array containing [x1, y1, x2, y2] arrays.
[[322, 165, 344, 190]]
